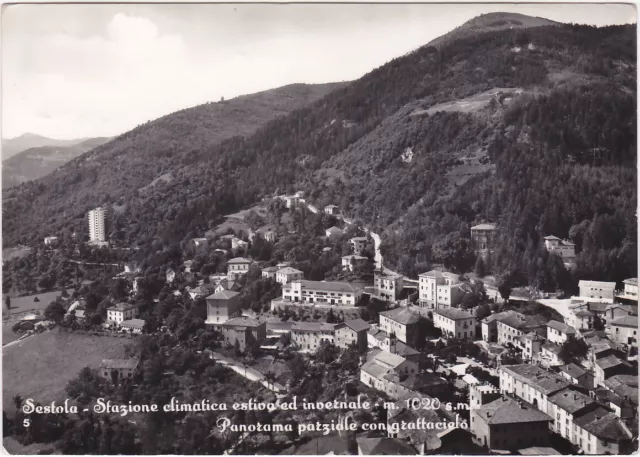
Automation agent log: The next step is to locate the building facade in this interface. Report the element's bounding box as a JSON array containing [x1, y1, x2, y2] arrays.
[[220, 317, 266, 352], [378, 307, 420, 344], [205, 290, 243, 325], [335, 319, 370, 351], [227, 257, 252, 280], [578, 280, 616, 303], [543, 235, 576, 261], [470, 223, 497, 252], [609, 316, 638, 346], [546, 320, 576, 345], [291, 322, 336, 351], [281, 280, 362, 306], [88, 207, 107, 242], [418, 270, 464, 308], [374, 270, 404, 302], [275, 267, 303, 285], [433, 307, 476, 339], [107, 302, 139, 324]]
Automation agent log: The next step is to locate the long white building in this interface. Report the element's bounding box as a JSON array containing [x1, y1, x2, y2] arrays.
[[88, 207, 106, 242], [282, 280, 363, 306]]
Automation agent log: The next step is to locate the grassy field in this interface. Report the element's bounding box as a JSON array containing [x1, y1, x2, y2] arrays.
[[2, 329, 132, 412], [4, 290, 70, 316]]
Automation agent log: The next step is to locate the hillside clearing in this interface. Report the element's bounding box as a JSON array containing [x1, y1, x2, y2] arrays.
[[2, 329, 132, 411], [411, 87, 524, 116]]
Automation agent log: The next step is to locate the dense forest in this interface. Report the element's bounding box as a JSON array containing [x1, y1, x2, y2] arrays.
[[3, 19, 636, 291]]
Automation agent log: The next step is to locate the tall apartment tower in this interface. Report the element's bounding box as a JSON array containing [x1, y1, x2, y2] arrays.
[[88, 207, 106, 242]]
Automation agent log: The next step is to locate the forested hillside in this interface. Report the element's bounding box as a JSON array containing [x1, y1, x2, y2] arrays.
[[3, 15, 636, 291]]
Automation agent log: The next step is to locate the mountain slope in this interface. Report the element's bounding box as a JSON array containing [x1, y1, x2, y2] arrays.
[[427, 12, 559, 49], [1, 134, 86, 161], [2, 137, 111, 188], [3, 15, 636, 289]]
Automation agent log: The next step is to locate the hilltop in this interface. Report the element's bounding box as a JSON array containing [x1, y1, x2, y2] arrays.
[[2, 14, 636, 289], [1, 134, 89, 161]]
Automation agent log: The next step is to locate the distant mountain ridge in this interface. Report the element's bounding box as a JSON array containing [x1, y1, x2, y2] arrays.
[[2, 13, 636, 288], [1, 133, 92, 161], [2, 137, 112, 188]]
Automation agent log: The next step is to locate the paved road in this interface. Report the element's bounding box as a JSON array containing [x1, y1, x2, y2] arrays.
[[211, 352, 286, 393]]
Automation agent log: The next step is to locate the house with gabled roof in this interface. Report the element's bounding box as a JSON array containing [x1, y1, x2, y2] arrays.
[[205, 290, 242, 326], [543, 235, 576, 261], [470, 396, 553, 451], [335, 318, 369, 351], [325, 226, 343, 238], [275, 267, 303, 285], [546, 320, 576, 344], [360, 348, 419, 398], [578, 280, 616, 303], [558, 363, 594, 389], [433, 307, 476, 340], [291, 322, 335, 351], [226, 257, 252, 280], [609, 315, 638, 347], [379, 307, 421, 344], [573, 407, 634, 454], [548, 387, 598, 444], [418, 270, 464, 309], [594, 355, 634, 387], [220, 317, 266, 352]]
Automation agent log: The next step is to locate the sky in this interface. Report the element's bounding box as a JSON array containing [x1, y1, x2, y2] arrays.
[[1, 2, 636, 140]]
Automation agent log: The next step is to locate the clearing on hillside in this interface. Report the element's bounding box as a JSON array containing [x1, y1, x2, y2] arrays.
[[2, 329, 132, 412]]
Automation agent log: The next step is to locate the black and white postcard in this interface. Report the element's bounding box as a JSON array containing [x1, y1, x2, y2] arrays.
[[1, 2, 637, 455]]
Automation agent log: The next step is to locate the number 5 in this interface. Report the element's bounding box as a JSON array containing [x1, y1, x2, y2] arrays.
[[23, 418, 31, 428]]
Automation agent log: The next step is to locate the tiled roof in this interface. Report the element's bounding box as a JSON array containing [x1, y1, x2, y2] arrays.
[[498, 313, 547, 330], [518, 447, 561, 455], [100, 358, 139, 370], [350, 236, 368, 242], [578, 280, 616, 288], [395, 341, 420, 358], [623, 278, 638, 286], [588, 301, 609, 313], [419, 270, 445, 278], [109, 302, 137, 311], [223, 317, 263, 328], [356, 437, 416, 455], [277, 267, 303, 275], [610, 315, 638, 328], [483, 310, 519, 324], [361, 360, 392, 379], [595, 355, 631, 370], [541, 343, 562, 355], [206, 290, 240, 300], [547, 320, 576, 334], [548, 388, 595, 414], [604, 374, 638, 389], [574, 409, 632, 442], [227, 257, 252, 264], [374, 350, 406, 368], [121, 318, 145, 328], [543, 235, 561, 240], [435, 307, 474, 321], [573, 310, 594, 317], [472, 224, 496, 230], [380, 307, 421, 325], [291, 322, 335, 332], [299, 280, 361, 293], [262, 266, 279, 273], [342, 318, 370, 333], [501, 365, 570, 395], [558, 363, 587, 379], [475, 397, 552, 425]]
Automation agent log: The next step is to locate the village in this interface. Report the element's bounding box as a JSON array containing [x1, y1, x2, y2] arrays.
[[4, 188, 636, 456]]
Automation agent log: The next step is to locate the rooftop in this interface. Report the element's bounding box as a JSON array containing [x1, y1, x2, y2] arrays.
[[291, 322, 335, 332], [623, 278, 638, 286], [350, 236, 368, 242], [483, 310, 519, 324], [341, 318, 370, 333], [227, 257, 252, 264], [574, 408, 633, 442], [277, 267, 303, 275], [100, 358, 139, 370], [547, 320, 576, 334], [518, 447, 561, 455], [595, 355, 631, 370], [298, 280, 361, 294], [610, 315, 638, 328], [356, 437, 416, 455], [435, 307, 474, 321], [380, 307, 421, 325], [121, 318, 145, 328], [498, 313, 547, 330], [471, 223, 496, 230], [206, 290, 240, 300], [373, 350, 407, 369], [474, 397, 552, 425], [109, 302, 137, 311], [501, 365, 570, 395], [543, 235, 561, 241], [558, 363, 587, 379], [548, 388, 595, 414], [262, 266, 279, 273], [223, 317, 263, 328], [326, 226, 343, 234], [342, 254, 368, 261], [578, 280, 616, 288]]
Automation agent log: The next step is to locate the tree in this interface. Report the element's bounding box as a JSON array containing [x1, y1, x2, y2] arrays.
[[476, 304, 491, 321], [497, 275, 512, 302], [559, 338, 589, 363], [45, 300, 66, 323], [4, 295, 10, 311], [593, 314, 605, 331]]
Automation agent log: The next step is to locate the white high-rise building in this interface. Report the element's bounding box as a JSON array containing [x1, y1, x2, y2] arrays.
[[88, 207, 106, 242]]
